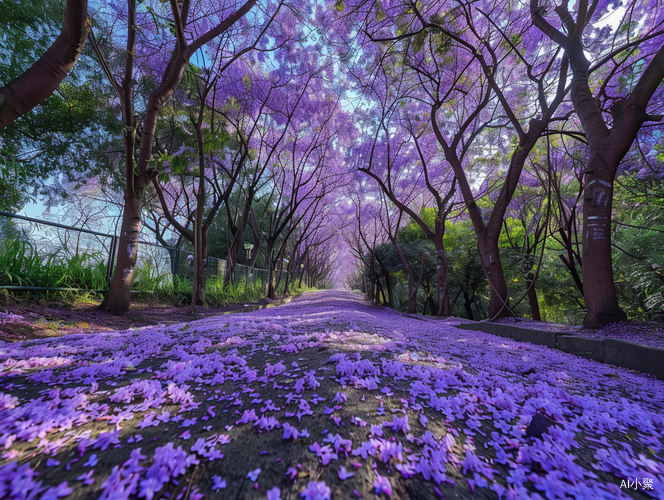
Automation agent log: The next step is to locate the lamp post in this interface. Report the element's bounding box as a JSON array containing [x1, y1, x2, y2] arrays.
[[244, 243, 254, 286]]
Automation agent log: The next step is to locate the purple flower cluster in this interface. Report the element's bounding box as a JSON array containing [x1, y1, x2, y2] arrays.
[[0, 291, 662, 498]]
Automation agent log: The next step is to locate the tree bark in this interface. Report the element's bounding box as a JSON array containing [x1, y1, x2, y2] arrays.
[[99, 0, 138, 313], [434, 238, 451, 316], [192, 172, 206, 307], [0, 0, 90, 130], [227, 187, 255, 283], [525, 273, 541, 321], [429, 107, 547, 321], [463, 291, 475, 320], [266, 242, 276, 299], [580, 146, 626, 327], [478, 232, 513, 320], [390, 235, 417, 313], [101, 189, 142, 314]]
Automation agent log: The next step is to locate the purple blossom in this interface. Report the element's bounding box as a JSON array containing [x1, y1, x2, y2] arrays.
[[370, 424, 384, 436], [351, 416, 367, 427], [246, 468, 261, 481], [384, 415, 410, 434], [139, 443, 198, 500], [309, 442, 338, 465], [300, 481, 331, 500], [323, 433, 352, 455], [254, 415, 281, 431], [212, 475, 226, 490], [83, 454, 98, 467], [338, 466, 355, 480], [332, 392, 348, 403], [267, 486, 281, 500], [236, 409, 259, 425], [283, 422, 309, 440], [94, 431, 121, 451], [374, 473, 392, 497], [77, 469, 95, 485]]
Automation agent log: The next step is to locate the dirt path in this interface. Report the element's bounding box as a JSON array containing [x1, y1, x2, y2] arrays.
[[0, 299, 276, 342], [0, 291, 662, 499]]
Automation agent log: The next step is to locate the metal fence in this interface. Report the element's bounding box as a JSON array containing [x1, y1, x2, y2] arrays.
[[231, 263, 289, 288], [0, 211, 281, 293]]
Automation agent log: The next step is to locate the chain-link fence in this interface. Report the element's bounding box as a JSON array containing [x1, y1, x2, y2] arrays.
[[0, 211, 279, 294]]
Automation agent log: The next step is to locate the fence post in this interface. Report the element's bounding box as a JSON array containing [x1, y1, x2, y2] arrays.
[[174, 248, 181, 278], [106, 235, 117, 287]]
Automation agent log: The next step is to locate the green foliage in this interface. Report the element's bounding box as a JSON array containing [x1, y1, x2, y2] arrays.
[[445, 220, 488, 319], [0, 239, 107, 289], [398, 207, 436, 242], [612, 176, 664, 320], [0, 0, 61, 83], [534, 252, 585, 324], [0, 157, 29, 212], [0, 0, 122, 202], [133, 258, 172, 294]]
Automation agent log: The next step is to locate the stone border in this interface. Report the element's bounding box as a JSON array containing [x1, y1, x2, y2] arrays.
[[455, 322, 664, 380]]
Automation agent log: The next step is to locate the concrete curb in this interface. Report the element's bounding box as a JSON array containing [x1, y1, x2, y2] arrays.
[[454, 322, 664, 380]]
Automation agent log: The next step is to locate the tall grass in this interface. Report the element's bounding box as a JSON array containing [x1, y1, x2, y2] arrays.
[[156, 276, 266, 307], [133, 258, 171, 294], [0, 239, 302, 307], [0, 240, 107, 289]]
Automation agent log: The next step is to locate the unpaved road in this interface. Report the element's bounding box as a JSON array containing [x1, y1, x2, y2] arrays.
[[0, 291, 662, 499]]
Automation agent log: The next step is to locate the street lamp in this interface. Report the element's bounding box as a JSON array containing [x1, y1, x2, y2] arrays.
[[244, 242, 254, 260], [244, 243, 254, 286]]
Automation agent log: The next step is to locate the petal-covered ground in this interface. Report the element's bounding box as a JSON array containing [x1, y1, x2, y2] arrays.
[[0, 291, 662, 499]]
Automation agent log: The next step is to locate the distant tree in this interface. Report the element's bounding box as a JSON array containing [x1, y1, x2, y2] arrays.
[[93, 0, 284, 313]]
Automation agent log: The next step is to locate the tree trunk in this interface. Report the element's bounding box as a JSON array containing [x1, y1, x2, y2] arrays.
[[478, 232, 513, 320], [463, 291, 475, 320], [430, 106, 537, 322], [197, 229, 208, 305], [376, 281, 385, 306], [227, 189, 255, 284], [406, 274, 416, 313], [100, 187, 142, 313], [191, 221, 207, 307], [390, 235, 417, 313], [426, 294, 436, 316], [525, 273, 541, 321], [581, 152, 626, 327], [284, 264, 291, 295], [0, 0, 90, 129], [101, 49, 188, 312], [434, 242, 451, 316], [383, 269, 393, 308], [266, 242, 277, 299]]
